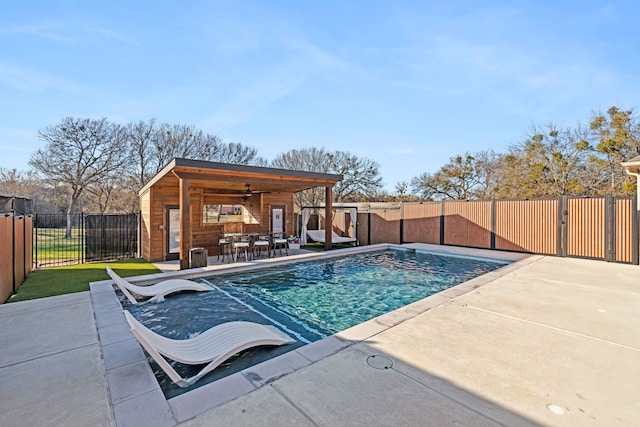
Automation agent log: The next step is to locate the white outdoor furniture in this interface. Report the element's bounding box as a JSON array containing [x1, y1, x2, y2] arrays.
[[106, 266, 211, 304], [123, 310, 295, 387]]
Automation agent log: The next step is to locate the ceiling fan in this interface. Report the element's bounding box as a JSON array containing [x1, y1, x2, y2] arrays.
[[242, 184, 271, 197], [204, 184, 270, 197]]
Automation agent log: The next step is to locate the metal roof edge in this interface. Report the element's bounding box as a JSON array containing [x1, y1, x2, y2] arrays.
[[139, 158, 343, 196]]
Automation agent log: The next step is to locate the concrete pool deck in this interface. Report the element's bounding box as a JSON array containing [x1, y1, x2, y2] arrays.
[[1, 244, 639, 426]]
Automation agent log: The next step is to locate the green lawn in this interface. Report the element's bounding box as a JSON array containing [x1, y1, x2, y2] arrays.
[[34, 226, 85, 265], [9, 258, 161, 303]]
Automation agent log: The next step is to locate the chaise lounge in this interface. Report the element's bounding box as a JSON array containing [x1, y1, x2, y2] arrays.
[[123, 310, 295, 387], [106, 266, 211, 304], [305, 229, 357, 245]]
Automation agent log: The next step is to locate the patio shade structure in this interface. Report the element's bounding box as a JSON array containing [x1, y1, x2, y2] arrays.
[[139, 158, 343, 269]]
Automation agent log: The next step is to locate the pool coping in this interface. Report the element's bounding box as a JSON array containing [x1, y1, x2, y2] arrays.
[[89, 243, 537, 427]]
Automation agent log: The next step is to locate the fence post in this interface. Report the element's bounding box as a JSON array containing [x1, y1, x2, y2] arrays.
[[439, 200, 445, 245], [399, 202, 404, 244], [633, 197, 639, 265], [558, 196, 568, 257], [11, 209, 15, 293], [367, 212, 371, 245], [490, 199, 496, 250], [604, 194, 615, 262], [81, 212, 86, 264]]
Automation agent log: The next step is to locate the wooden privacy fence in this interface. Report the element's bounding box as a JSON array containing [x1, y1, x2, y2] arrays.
[[354, 196, 638, 265], [0, 197, 33, 303]]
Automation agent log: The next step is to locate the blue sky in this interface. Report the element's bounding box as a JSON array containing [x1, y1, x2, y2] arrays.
[[1, 1, 639, 191]]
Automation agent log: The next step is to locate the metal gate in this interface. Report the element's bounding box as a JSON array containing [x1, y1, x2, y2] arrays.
[[34, 213, 139, 267]]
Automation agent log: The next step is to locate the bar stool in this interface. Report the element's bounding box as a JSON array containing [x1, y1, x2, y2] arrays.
[[253, 233, 270, 259], [272, 232, 288, 257]]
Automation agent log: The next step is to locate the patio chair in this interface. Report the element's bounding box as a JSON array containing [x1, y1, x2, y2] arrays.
[[106, 266, 211, 304], [231, 234, 251, 262], [272, 232, 288, 256], [252, 233, 270, 259], [217, 236, 231, 262], [123, 310, 295, 387]]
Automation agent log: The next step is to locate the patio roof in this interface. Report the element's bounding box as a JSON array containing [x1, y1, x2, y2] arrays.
[[139, 158, 343, 197]]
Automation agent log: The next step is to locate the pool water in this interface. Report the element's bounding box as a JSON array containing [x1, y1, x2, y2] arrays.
[[121, 248, 506, 398]]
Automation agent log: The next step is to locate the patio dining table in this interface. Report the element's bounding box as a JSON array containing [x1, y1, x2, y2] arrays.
[[219, 232, 273, 262]]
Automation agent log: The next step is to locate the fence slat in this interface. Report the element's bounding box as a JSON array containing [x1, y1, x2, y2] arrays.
[[359, 196, 637, 264]]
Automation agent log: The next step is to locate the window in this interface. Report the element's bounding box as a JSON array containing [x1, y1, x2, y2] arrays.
[[203, 203, 260, 224]]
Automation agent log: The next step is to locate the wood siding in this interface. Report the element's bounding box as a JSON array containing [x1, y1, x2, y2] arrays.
[[141, 182, 295, 262]]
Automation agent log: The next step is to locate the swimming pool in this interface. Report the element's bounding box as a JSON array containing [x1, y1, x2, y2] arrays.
[[121, 248, 507, 398]]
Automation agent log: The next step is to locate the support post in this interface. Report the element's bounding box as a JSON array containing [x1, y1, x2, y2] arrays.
[[325, 186, 332, 250], [179, 177, 191, 270]]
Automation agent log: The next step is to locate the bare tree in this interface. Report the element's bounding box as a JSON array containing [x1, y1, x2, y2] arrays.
[[271, 147, 383, 209], [126, 119, 158, 189], [494, 124, 592, 198], [328, 151, 383, 202], [215, 142, 267, 165], [0, 168, 39, 198], [411, 151, 500, 200], [126, 120, 267, 190], [271, 147, 331, 209], [587, 106, 640, 195], [30, 117, 130, 237]]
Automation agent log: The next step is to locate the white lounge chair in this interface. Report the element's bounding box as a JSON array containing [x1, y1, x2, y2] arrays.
[[306, 229, 357, 245], [106, 266, 211, 304], [123, 310, 295, 387]]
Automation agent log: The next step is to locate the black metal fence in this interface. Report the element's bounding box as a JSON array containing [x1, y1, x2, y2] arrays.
[[34, 213, 139, 268]]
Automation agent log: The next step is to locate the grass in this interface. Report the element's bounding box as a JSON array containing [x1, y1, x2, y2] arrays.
[[34, 227, 84, 264], [9, 258, 161, 303]]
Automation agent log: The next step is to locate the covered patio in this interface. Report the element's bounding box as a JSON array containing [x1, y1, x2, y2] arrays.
[[138, 158, 342, 269]]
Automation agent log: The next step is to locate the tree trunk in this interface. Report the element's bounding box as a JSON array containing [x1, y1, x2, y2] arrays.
[[65, 197, 77, 239], [65, 208, 73, 239]]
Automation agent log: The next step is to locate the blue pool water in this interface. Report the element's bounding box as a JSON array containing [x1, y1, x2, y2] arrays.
[[121, 248, 506, 398]]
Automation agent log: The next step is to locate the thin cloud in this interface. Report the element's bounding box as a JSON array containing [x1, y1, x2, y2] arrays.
[[0, 62, 85, 93], [204, 67, 307, 128], [203, 36, 359, 128], [83, 26, 142, 47], [0, 23, 73, 43]]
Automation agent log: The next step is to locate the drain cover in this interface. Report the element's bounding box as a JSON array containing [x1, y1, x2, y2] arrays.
[[367, 355, 393, 370]]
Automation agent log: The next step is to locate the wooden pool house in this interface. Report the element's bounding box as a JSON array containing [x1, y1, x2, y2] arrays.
[[138, 158, 342, 269]]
